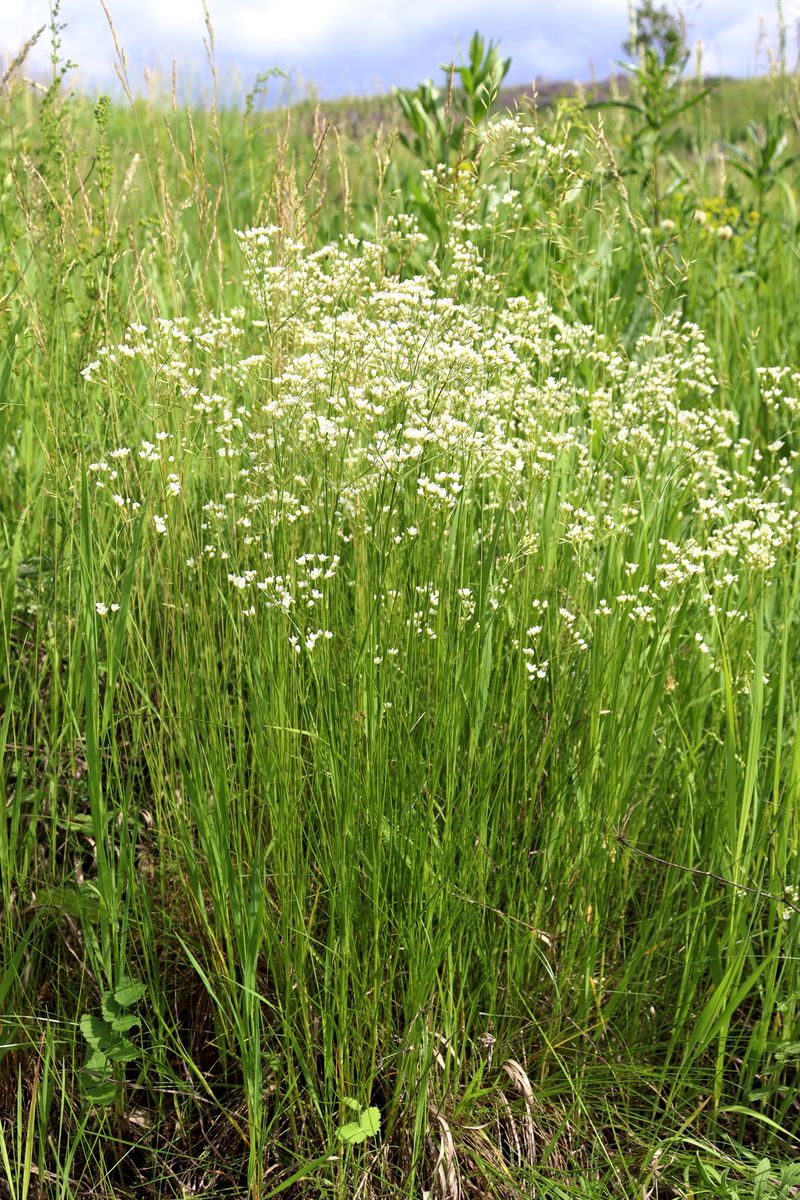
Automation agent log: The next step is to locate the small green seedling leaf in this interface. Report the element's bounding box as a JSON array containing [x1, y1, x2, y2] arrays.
[[753, 1157, 770, 1200], [336, 1102, 381, 1145], [360, 1107, 381, 1137], [337, 1121, 369, 1145]]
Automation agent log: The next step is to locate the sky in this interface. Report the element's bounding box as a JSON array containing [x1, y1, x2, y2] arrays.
[[4, 0, 800, 102]]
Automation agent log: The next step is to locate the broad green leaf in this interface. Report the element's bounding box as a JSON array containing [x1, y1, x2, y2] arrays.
[[104, 1035, 140, 1064], [337, 1121, 368, 1145], [83, 1049, 107, 1072], [80, 1014, 114, 1053], [360, 1107, 381, 1137], [101, 995, 141, 1033], [336, 1105, 381, 1144], [80, 1069, 117, 1107], [79, 1014, 139, 1063], [113, 978, 146, 1008]]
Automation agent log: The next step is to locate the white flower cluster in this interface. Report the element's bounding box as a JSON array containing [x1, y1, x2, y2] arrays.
[[81, 203, 798, 694], [484, 111, 580, 171]]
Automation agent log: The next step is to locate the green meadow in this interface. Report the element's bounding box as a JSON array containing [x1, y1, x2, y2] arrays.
[[1, 14, 800, 1198]]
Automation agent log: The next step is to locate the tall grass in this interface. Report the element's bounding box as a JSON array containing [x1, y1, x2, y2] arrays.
[[1, 21, 800, 1199]]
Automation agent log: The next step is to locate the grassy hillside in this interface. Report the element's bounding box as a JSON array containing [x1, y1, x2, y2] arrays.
[[1, 26, 800, 1200]]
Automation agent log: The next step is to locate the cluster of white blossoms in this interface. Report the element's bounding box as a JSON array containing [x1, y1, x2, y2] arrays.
[[482, 111, 581, 172], [81, 183, 798, 689]]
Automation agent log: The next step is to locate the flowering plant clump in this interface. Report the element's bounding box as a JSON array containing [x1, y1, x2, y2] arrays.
[[82, 186, 798, 705]]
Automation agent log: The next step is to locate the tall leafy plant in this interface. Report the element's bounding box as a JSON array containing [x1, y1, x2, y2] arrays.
[[720, 112, 799, 253], [591, 39, 713, 222], [394, 32, 511, 173]]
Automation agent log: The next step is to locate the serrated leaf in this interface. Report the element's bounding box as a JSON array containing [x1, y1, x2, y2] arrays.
[[336, 1104, 381, 1145], [101, 995, 140, 1032], [80, 1014, 115, 1053], [80, 1070, 117, 1106], [104, 1035, 140, 1063], [113, 978, 146, 1008], [83, 1049, 108, 1072], [359, 1107, 381, 1137], [101, 995, 119, 1021], [79, 1014, 139, 1063], [112, 1014, 141, 1035], [337, 1121, 368, 1145]]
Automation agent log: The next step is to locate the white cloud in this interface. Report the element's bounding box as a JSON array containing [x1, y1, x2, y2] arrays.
[[4, 0, 800, 94]]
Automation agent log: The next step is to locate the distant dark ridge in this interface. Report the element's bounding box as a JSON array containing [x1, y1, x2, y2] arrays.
[[292, 74, 735, 140], [499, 72, 735, 108], [282, 77, 616, 139]]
